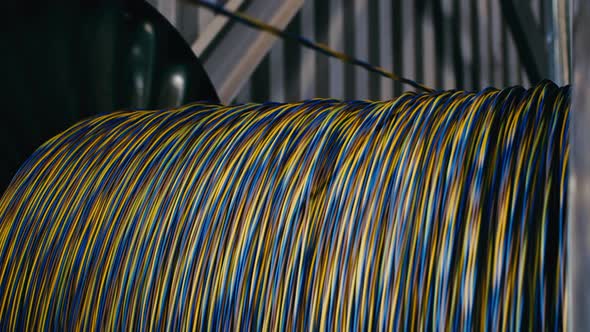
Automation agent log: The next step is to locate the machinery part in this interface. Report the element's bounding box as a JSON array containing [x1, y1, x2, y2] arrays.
[[0, 0, 218, 191]]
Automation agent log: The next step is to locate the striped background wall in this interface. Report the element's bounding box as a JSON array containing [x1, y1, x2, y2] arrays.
[[148, 0, 538, 103]]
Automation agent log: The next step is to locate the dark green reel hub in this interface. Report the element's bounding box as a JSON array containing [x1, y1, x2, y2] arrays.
[[1, 0, 219, 190]]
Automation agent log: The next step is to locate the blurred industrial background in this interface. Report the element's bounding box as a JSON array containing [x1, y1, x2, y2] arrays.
[[146, 0, 563, 104], [0, 0, 572, 187]]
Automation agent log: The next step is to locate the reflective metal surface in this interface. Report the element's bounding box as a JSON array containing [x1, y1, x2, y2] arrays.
[[545, 0, 572, 86], [569, 0, 589, 329]]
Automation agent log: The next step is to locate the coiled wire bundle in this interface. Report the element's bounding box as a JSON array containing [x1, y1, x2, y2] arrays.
[[0, 81, 569, 330]]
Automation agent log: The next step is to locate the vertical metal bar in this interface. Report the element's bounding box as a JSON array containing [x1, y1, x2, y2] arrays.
[[488, 0, 497, 86], [270, 41, 286, 102], [300, 0, 316, 99], [441, 0, 455, 90], [470, 0, 480, 89], [392, 0, 403, 96], [569, 0, 588, 330], [402, 0, 417, 92], [501, 20, 510, 86], [557, 0, 572, 83], [284, 12, 302, 102], [378, 0, 393, 100], [543, 0, 557, 82], [545, 0, 572, 85], [329, 0, 345, 99], [423, 10, 436, 90], [457, 0, 473, 89], [369, 0, 381, 100], [509, 28, 521, 85], [432, 0, 445, 89], [477, 0, 490, 87], [451, 0, 464, 89], [419, 5, 438, 88], [354, 0, 369, 99], [487, 0, 503, 86], [414, 0, 425, 90], [315, 0, 331, 98], [344, 0, 356, 99]]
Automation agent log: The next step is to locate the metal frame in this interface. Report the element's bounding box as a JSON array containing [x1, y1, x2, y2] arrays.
[[196, 0, 304, 103], [191, 0, 246, 56], [487, 0, 570, 86], [544, 0, 572, 85], [569, 0, 589, 330]]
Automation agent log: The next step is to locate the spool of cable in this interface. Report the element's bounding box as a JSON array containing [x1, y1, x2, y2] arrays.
[[0, 81, 569, 330]]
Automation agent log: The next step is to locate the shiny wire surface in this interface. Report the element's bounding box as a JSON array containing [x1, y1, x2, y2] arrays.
[[0, 81, 569, 330]]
